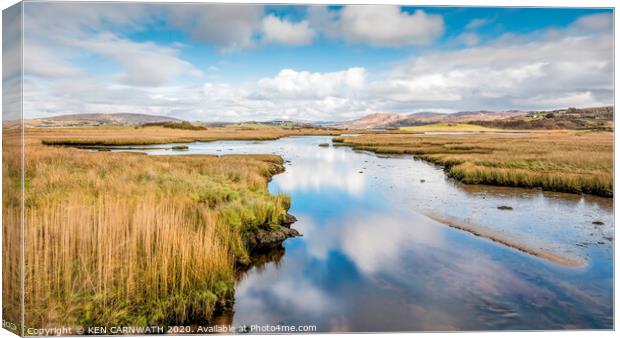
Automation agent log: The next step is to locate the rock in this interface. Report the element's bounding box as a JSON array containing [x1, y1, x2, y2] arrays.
[[243, 214, 300, 252], [497, 205, 513, 210], [420, 179, 426, 183], [358, 171, 364, 174], [171, 145, 189, 150], [592, 221, 605, 225]]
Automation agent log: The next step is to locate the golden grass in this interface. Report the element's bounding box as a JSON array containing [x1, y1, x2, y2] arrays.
[[333, 130, 613, 197], [399, 123, 502, 132], [2, 129, 22, 334], [33, 126, 339, 146], [6, 129, 297, 329]]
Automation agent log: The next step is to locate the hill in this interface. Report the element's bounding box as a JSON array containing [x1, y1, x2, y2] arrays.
[[25, 113, 182, 128], [333, 110, 527, 129], [470, 107, 613, 131], [330, 113, 405, 129], [400, 123, 502, 132]]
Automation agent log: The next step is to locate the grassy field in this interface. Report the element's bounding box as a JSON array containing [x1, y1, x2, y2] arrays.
[[399, 123, 502, 132], [333, 131, 613, 197], [34, 126, 339, 146], [6, 128, 301, 330], [2, 129, 22, 334]]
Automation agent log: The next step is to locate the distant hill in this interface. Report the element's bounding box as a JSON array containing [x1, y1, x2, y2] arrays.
[[25, 113, 182, 128], [330, 113, 407, 129], [470, 106, 613, 131], [333, 110, 527, 129], [202, 120, 327, 130]]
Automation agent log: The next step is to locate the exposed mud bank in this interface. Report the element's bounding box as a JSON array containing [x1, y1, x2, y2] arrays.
[[426, 213, 585, 268]]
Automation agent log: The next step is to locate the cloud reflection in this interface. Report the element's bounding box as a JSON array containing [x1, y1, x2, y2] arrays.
[[274, 147, 366, 196]]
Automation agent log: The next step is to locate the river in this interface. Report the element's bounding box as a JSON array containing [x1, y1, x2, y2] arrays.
[[120, 135, 613, 331]]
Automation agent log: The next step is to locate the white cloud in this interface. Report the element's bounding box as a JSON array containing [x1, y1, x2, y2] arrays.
[[571, 12, 613, 32], [166, 5, 322, 49], [465, 18, 489, 30], [72, 33, 202, 86], [19, 5, 613, 122], [23, 44, 85, 78], [310, 6, 444, 47], [167, 4, 264, 51], [256, 68, 366, 99], [23, 2, 202, 88], [373, 15, 613, 111], [457, 32, 480, 47], [261, 15, 315, 46], [192, 13, 612, 121]]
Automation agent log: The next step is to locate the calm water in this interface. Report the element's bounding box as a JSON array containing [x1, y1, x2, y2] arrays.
[[129, 136, 613, 331]]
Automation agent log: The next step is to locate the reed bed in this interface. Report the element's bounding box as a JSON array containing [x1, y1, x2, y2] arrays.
[[11, 131, 293, 329], [2, 129, 22, 334], [333, 131, 613, 197], [31, 126, 339, 146]]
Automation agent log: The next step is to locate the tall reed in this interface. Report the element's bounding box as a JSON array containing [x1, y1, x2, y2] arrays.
[[15, 135, 291, 329]]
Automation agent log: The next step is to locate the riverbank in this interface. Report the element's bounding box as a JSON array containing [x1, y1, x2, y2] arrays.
[[12, 130, 300, 329], [332, 130, 612, 197]]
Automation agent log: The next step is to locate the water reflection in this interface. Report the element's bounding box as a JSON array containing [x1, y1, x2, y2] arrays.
[[134, 136, 613, 331]]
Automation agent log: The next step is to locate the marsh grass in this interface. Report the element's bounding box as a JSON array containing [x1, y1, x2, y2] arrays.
[[333, 131, 613, 197], [34, 126, 340, 146], [2, 129, 22, 334], [15, 130, 294, 329]]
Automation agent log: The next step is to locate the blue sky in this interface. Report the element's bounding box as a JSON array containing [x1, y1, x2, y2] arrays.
[[19, 3, 613, 121]]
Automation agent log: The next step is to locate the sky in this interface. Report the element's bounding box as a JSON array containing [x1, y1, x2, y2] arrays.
[[15, 3, 614, 122]]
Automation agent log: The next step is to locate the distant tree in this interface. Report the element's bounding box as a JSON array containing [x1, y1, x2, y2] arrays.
[[545, 112, 556, 119], [567, 107, 578, 113]]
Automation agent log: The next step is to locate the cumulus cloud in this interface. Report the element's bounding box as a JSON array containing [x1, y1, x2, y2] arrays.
[[375, 15, 613, 111], [201, 75, 373, 122], [19, 4, 613, 122], [256, 68, 366, 99], [194, 12, 612, 120], [310, 6, 444, 47], [261, 15, 315, 46], [167, 4, 264, 51]]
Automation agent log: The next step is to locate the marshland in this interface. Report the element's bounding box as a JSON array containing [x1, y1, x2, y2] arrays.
[[3, 125, 613, 331], [6, 128, 300, 329], [333, 130, 613, 197], [5, 3, 614, 333]]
